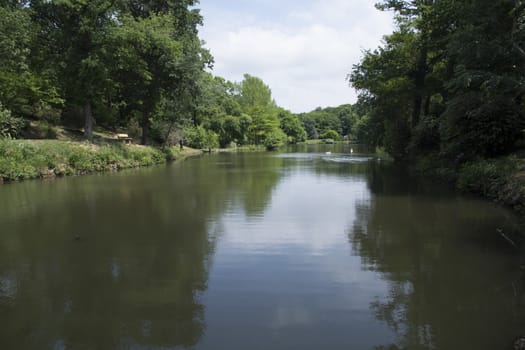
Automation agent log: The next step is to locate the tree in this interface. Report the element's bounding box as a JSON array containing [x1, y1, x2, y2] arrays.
[[440, 0, 525, 157], [297, 106, 351, 140], [278, 108, 306, 143], [113, 13, 184, 144], [236, 74, 283, 146], [0, 2, 62, 120], [112, 0, 211, 144], [195, 73, 244, 146], [349, 0, 525, 160], [349, 0, 454, 158], [32, 0, 119, 141], [321, 129, 339, 141]]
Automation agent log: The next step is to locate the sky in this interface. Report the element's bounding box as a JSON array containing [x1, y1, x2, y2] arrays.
[[197, 0, 395, 113]]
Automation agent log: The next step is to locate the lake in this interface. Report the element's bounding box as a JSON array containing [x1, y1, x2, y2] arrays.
[[1, 144, 524, 349]]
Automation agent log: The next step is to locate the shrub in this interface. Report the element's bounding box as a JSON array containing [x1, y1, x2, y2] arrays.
[[321, 129, 340, 141], [457, 158, 516, 196], [33, 120, 57, 139], [441, 93, 524, 158], [183, 125, 207, 149], [0, 104, 25, 139], [409, 115, 440, 155], [263, 129, 287, 150]]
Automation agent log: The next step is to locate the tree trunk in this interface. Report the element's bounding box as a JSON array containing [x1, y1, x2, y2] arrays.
[[84, 101, 93, 142], [192, 109, 198, 126], [141, 110, 149, 145], [411, 94, 423, 129], [423, 95, 431, 116], [163, 120, 175, 147], [411, 43, 428, 129]]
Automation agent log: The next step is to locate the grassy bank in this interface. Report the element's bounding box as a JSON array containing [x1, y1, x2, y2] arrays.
[[0, 139, 202, 183], [214, 144, 266, 153], [415, 154, 525, 213], [297, 140, 350, 145]]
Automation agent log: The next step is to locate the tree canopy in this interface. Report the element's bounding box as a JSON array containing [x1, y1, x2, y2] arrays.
[[0, 0, 210, 144], [0, 2, 306, 150], [349, 0, 525, 160]]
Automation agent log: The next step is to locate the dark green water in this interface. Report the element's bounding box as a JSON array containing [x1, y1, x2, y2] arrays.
[[1, 145, 525, 349]]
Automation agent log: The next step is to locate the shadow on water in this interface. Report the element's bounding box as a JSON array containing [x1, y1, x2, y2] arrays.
[[0, 153, 285, 349], [349, 163, 525, 350]]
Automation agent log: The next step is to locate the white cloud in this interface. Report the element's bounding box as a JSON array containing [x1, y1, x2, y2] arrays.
[[199, 0, 394, 113]]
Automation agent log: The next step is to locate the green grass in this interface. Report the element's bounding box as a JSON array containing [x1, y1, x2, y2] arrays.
[[0, 139, 201, 182]]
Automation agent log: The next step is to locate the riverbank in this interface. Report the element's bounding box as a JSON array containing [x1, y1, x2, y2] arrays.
[[415, 154, 525, 214], [0, 139, 202, 183]]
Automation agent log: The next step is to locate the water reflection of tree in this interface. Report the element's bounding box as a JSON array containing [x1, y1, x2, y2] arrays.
[[0, 153, 284, 349], [350, 182, 525, 350]]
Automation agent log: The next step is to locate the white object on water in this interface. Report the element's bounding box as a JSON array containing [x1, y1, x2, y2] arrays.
[[325, 151, 331, 155], [350, 148, 354, 154]]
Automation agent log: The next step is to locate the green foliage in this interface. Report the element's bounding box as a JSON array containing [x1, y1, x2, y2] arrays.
[[0, 1, 301, 151], [278, 109, 306, 143], [112, 10, 210, 144], [32, 120, 57, 139], [233, 74, 291, 148], [0, 139, 167, 182], [203, 130, 219, 150], [263, 129, 287, 151], [0, 104, 24, 139], [441, 94, 524, 158], [457, 158, 516, 196], [409, 115, 440, 155], [298, 107, 344, 139], [0, 4, 63, 118], [349, 0, 525, 161], [237, 74, 274, 116], [183, 125, 218, 149], [1, 0, 210, 143], [127, 118, 142, 141], [183, 125, 206, 148], [321, 129, 340, 141]]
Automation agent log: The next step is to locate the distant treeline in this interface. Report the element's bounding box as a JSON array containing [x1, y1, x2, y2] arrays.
[[348, 0, 525, 161]]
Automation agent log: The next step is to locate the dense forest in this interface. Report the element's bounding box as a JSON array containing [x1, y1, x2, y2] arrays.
[[349, 0, 525, 162], [2, 0, 525, 161], [0, 0, 310, 150]]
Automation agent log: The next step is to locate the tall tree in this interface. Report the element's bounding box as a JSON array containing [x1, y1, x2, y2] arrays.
[[278, 108, 306, 144], [114, 0, 210, 144], [236, 74, 283, 146], [441, 0, 525, 157], [0, 2, 62, 119], [32, 0, 118, 141]]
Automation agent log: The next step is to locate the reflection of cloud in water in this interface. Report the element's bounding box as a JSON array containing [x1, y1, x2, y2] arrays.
[[195, 159, 399, 349], [220, 172, 369, 254], [216, 170, 390, 313], [0, 273, 17, 300], [270, 305, 313, 329], [111, 258, 121, 283], [52, 339, 66, 350]]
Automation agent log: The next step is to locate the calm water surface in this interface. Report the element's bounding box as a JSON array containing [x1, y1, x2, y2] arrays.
[[1, 145, 525, 349]]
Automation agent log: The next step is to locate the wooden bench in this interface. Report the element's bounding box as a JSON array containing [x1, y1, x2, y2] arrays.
[[116, 133, 133, 144]]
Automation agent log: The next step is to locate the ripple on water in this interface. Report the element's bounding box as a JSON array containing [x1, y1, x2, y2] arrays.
[[0, 273, 18, 305], [276, 153, 372, 163], [322, 155, 372, 163]]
